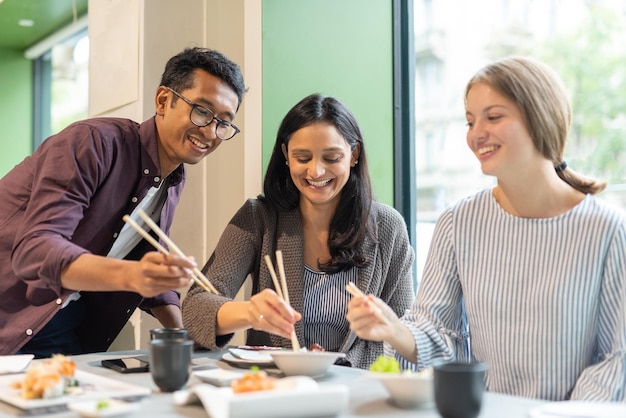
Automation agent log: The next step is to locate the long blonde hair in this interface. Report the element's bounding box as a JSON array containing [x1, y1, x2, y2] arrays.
[[465, 56, 606, 195]]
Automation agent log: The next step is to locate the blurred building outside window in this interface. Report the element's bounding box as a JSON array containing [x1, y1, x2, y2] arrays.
[[51, 31, 89, 135], [34, 30, 88, 148]]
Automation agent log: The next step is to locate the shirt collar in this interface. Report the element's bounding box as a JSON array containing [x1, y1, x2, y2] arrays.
[[139, 116, 185, 187]]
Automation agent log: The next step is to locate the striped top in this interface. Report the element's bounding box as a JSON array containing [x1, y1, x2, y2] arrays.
[[302, 265, 354, 352], [386, 188, 626, 401]]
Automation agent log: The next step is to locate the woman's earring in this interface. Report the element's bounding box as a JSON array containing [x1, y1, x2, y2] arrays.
[[354, 160, 359, 165], [285, 160, 289, 166]]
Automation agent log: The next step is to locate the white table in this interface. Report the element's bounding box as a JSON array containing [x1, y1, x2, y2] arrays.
[[0, 349, 547, 417]]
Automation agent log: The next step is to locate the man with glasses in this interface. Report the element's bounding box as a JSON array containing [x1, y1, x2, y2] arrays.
[[0, 47, 246, 357]]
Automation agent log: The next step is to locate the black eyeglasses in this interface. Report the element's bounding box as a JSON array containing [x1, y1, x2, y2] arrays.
[[166, 87, 240, 140]]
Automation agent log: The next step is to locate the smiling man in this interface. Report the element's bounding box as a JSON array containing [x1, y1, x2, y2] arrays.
[[0, 47, 246, 358]]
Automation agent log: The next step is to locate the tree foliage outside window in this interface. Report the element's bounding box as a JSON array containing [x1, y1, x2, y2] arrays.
[[539, 5, 626, 198]]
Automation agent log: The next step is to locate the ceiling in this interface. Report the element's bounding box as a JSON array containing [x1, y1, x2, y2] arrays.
[[0, 0, 88, 52]]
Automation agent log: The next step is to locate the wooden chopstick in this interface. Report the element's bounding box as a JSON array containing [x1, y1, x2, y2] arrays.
[[264, 251, 301, 351], [122, 215, 214, 294], [123, 215, 169, 254], [264, 255, 285, 300], [135, 209, 219, 295], [345, 281, 393, 326], [275, 251, 291, 305], [123, 211, 219, 295]]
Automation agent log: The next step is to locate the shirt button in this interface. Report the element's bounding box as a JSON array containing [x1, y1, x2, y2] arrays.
[[26, 329, 33, 336], [144, 169, 150, 175], [56, 298, 62, 305], [131, 197, 138, 203], [153, 176, 160, 183], [113, 232, 118, 238], [126, 309, 132, 314]]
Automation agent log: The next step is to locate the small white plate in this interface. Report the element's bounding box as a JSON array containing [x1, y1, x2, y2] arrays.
[[228, 348, 274, 362], [67, 399, 140, 417], [0, 355, 34, 374], [528, 401, 626, 418], [221, 352, 274, 367], [193, 369, 247, 387]]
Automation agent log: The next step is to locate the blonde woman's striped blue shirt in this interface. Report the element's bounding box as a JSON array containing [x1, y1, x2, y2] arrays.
[[386, 188, 626, 401]]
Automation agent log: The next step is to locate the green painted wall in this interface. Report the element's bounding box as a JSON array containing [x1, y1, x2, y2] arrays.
[[262, 0, 394, 204], [0, 48, 32, 177]]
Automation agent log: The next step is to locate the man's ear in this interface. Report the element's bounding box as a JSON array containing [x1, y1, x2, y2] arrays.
[[155, 86, 169, 115]]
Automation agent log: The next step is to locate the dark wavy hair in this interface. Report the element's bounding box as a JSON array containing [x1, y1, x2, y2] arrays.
[[159, 47, 247, 110], [263, 94, 373, 273]]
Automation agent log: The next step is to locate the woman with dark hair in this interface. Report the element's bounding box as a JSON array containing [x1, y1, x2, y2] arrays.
[[183, 94, 414, 369], [347, 57, 626, 401]]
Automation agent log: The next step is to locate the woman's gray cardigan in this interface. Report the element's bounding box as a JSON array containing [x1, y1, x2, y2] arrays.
[[182, 197, 415, 369]]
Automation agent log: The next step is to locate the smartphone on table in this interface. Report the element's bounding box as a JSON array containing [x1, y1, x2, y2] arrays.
[[101, 357, 150, 373]]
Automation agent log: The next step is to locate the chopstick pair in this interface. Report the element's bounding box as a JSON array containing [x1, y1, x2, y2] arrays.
[[345, 281, 392, 326], [122, 209, 220, 295], [264, 250, 302, 351]]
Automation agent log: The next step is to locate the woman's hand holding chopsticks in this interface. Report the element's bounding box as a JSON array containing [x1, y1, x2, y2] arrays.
[[345, 284, 419, 364], [248, 288, 301, 340], [247, 251, 302, 350], [345, 281, 402, 343]]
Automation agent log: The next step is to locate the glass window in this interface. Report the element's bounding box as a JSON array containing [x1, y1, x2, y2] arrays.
[[413, 0, 626, 278], [34, 30, 89, 148]]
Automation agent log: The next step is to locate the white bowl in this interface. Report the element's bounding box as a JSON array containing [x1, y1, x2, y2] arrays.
[[368, 370, 434, 409], [269, 351, 346, 377]]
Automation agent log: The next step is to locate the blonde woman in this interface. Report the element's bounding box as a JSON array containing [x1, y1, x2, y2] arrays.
[[347, 57, 626, 401]]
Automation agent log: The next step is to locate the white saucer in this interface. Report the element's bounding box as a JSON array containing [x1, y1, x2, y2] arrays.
[[67, 399, 140, 417], [228, 348, 274, 362], [193, 369, 246, 386], [221, 352, 274, 367]]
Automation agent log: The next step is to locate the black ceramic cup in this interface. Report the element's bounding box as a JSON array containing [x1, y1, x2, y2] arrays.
[[149, 338, 193, 392], [433, 361, 488, 418], [149, 327, 189, 340]]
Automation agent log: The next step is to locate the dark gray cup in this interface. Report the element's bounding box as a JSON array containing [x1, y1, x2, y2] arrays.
[[149, 327, 189, 340], [149, 338, 193, 392], [433, 361, 488, 418]]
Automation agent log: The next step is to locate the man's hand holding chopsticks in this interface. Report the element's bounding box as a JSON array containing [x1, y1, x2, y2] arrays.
[[61, 251, 196, 298], [129, 251, 197, 298]]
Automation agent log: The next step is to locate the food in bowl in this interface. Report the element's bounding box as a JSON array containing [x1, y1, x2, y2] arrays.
[[368, 355, 434, 409], [369, 354, 401, 373], [307, 343, 325, 352]]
